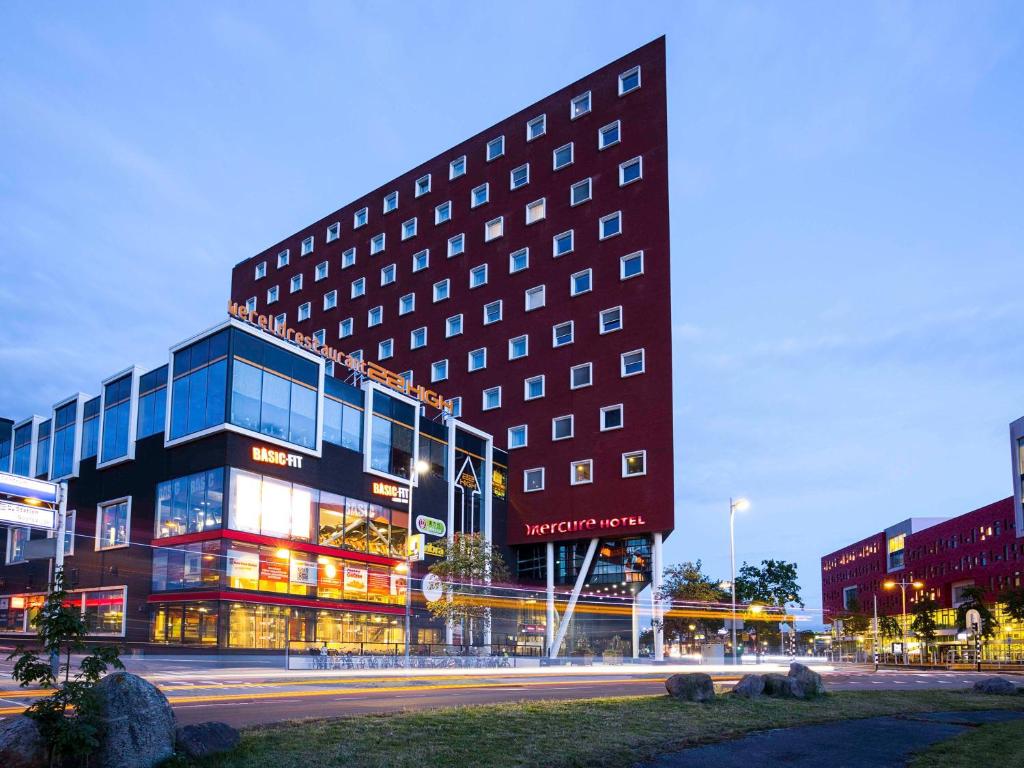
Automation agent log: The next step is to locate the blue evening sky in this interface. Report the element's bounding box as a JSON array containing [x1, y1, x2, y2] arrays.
[[2, 3, 1022, 625]]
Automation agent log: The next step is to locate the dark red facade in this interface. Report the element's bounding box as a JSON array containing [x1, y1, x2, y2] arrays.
[[230, 39, 674, 547]]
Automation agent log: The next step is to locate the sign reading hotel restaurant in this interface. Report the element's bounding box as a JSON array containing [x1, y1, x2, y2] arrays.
[[251, 446, 304, 468], [228, 302, 453, 413], [372, 481, 410, 505], [415, 515, 446, 537], [523, 514, 649, 538], [0, 472, 58, 531]]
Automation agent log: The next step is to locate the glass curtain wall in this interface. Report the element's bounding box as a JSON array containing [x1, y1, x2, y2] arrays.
[[12, 423, 32, 476], [137, 365, 168, 438], [51, 402, 77, 478], [170, 332, 228, 440], [154, 468, 225, 538], [34, 419, 51, 478], [100, 374, 133, 463], [369, 391, 415, 479], [80, 398, 100, 460]]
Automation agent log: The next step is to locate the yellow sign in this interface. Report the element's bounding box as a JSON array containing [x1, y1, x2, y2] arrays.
[[251, 445, 304, 468], [408, 533, 425, 562]]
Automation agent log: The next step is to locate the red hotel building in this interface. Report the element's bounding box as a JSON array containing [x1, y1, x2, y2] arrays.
[[229, 38, 674, 656]]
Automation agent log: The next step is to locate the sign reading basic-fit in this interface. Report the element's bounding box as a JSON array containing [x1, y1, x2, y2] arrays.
[[523, 515, 648, 538], [251, 446, 304, 468]]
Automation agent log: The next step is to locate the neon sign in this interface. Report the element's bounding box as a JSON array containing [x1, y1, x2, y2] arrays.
[[372, 481, 410, 504], [251, 446, 304, 468], [523, 515, 648, 538]]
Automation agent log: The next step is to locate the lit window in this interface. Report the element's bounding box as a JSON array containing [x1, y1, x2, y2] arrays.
[[277, 249, 290, 268], [600, 306, 623, 334], [483, 300, 502, 325], [315, 261, 329, 281], [622, 450, 646, 477], [339, 318, 353, 338], [509, 248, 529, 273], [524, 468, 545, 492], [599, 211, 622, 240], [450, 155, 466, 179], [571, 459, 593, 486], [446, 314, 463, 337], [470, 264, 488, 288], [433, 279, 450, 302], [527, 114, 546, 140], [384, 191, 399, 213], [399, 293, 415, 315], [379, 339, 394, 360], [96, 498, 130, 550], [486, 136, 505, 161], [435, 201, 452, 225], [599, 120, 621, 149], [552, 321, 574, 347], [621, 349, 645, 377], [471, 183, 489, 208], [620, 156, 643, 186], [273, 313, 286, 331], [415, 174, 431, 197], [301, 236, 314, 256], [255, 261, 267, 280], [525, 285, 546, 311], [600, 404, 623, 431], [553, 142, 574, 170], [485, 217, 504, 242], [621, 250, 644, 279], [354, 207, 368, 228], [327, 222, 340, 242], [313, 329, 326, 346], [482, 386, 501, 411], [402, 218, 417, 240], [447, 233, 465, 257], [381, 264, 396, 285], [570, 269, 592, 296], [571, 91, 591, 119], [526, 198, 546, 224], [245, 297, 257, 313], [508, 425, 527, 449], [619, 65, 641, 95], [342, 247, 356, 269], [298, 302, 311, 321], [570, 363, 592, 389], [351, 277, 366, 298], [553, 230, 574, 257], [410, 327, 427, 349], [468, 348, 487, 372], [431, 360, 448, 382], [509, 335, 528, 360], [524, 375, 545, 400], [412, 249, 429, 272], [552, 415, 574, 441], [510, 164, 529, 189], [368, 306, 383, 327], [323, 290, 337, 310], [570, 178, 592, 206], [267, 285, 279, 304], [370, 233, 386, 254]]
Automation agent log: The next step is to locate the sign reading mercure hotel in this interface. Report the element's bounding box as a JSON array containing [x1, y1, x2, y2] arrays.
[[523, 514, 648, 538], [228, 302, 454, 413]]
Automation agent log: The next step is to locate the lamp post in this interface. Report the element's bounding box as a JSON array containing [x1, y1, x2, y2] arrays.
[[729, 497, 750, 665], [402, 458, 431, 667], [883, 579, 923, 666]]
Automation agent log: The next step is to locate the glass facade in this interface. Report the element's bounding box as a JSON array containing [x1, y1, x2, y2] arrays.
[[137, 365, 168, 439], [0, 428, 11, 472], [51, 402, 77, 479], [80, 397, 100, 460], [12, 423, 32, 477], [155, 468, 225, 538], [323, 377, 363, 451], [34, 419, 51, 478], [170, 331, 228, 440], [96, 500, 130, 550], [0, 587, 125, 635], [100, 374, 133, 463], [369, 391, 415, 479]]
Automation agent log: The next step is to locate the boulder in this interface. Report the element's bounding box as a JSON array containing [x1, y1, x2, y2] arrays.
[[731, 674, 766, 698], [175, 722, 241, 759], [92, 671, 177, 768], [788, 662, 826, 698], [763, 673, 802, 699], [972, 677, 1020, 695], [0, 715, 47, 768], [665, 672, 716, 702]]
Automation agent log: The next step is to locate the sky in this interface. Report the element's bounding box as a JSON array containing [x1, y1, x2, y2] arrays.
[[1, 2, 1022, 627]]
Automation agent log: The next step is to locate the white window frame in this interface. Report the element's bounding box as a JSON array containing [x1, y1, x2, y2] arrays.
[[484, 216, 504, 242], [383, 190, 399, 214], [508, 335, 529, 360], [622, 450, 647, 478], [571, 91, 591, 119], [402, 217, 418, 240], [301, 236, 314, 256], [525, 198, 546, 225], [431, 360, 449, 382], [471, 183, 490, 208], [570, 177, 592, 206], [524, 467, 545, 493], [399, 293, 415, 315], [621, 250, 644, 280], [339, 318, 354, 338], [619, 65, 642, 95], [370, 233, 386, 254], [273, 313, 286, 331], [553, 142, 574, 171], [446, 314, 463, 338], [297, 302, 311, 322], [447, 233, 465, 258], [470, 263, 489, 289], [342, 247, 356, 269], [620, 348, 646, 377], [482, 386, 502, 411], [433, 279, 450, 303], [508, 425, 528, 449], [315, 261, 329, 281], [552, 320, 574, 347], [486, 135, 505, 161], [510, 164, 530, 190], [468, 347, 487, 372], [323, 290, 337, 310], [570, 268, 593, 297], [570, 362, 593, 390], [326, 222, 341, 242], [619, 156, 643, 186], [94, 496, 131, 551], [527, 114, 546, 141], [483, 300, 503, 325], [378, 338, 394, 360], [509, 247, 529, 273], [410, 326, 427, 349], [524, 375, 545, 400], [553, 230, 574, 257], [449, 155, 466, 179], [415, 174, 431, 197], [551, 415, 574, 441], [600, 403, 624, 432], [600, 306, 623, 334], [368, 305, 383, 327], [525, 285, 546, 312], [599, 120, 621, 150], [412, 248, 429, 272], [277, 249, 290, 268], [570, 459, 594, 486], [351, 277, 366, 299], [435, 201, 452, 225], [380, 263, 397, 286], [354, 207, 368, 228], [255, 261, 267, 280], [267, 285, 279, 304], [245, 297, 257, 313], [313, 328, 326, 346], [599, 211, 622, 240]]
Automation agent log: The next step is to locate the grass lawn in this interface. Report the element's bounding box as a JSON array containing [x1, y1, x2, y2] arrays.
[[188, 690, 1024, 768], [910, 717, 1024, 768]]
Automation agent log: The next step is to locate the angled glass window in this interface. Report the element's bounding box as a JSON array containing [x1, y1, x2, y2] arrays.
[[168, 330, 229, 442]]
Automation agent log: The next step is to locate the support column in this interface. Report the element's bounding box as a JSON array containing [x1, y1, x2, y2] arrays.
[[631, 592, 640, 659], [545, 541, 555, 655], [652, 532, 664, 662], [549, 538, 599, 658]]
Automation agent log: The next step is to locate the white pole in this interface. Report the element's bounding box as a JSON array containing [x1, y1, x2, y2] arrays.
[[873, 592, 879, 671], [50, 482, 68, 677], [545, 541, 555, 656], [631, 592, 640, 659], [404, 460, 415, 667], [652, 532, 664, 662], [901, 583, 908, 666], [730, 499, 737, 666]]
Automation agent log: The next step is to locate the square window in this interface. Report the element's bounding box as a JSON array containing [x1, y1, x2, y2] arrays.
[[509, 335, 528, 360], [524, 375, 545, 400], [402, 218, 417, 240], [510, 164, 529, 189], [552, 415, 574, 441], [415, 174, 431, 197], [485, 217, 504, 242], [622, 450, 647, 477], [431, 360, 448, 382], [381, 264, 396, 285], [298, 302, 311, 321], [570, 178, 592, 206], [508, 425, 527, 449], [351, 277, 366, 298], [399, 370, 413, 387], [571, 91, 591, 119], [450, 155, 466, 179], [621, 349, 645, 376], [327, 222, 340, 242], [525, 285, 546, 311], [620, 156, 643, 186], [273, 312, 286, 331], [379, 339, 394, 359], [482, 386, 501, 411], [570, 363, 592, 389], [599, 120, 621, 150], [553, 142, 574, 170], [95, 499, 131, 550], [470, 264, 488, 288], [600, 306, 623, 334], [600, 404, 624, 431], [599, 211, 622, 240], [449, 397, 462, 418], [446, 314, 463, 337], [571, 459, 593, 485], [525, 198, 546, 224], [553, 230, 574, 257], [354, 207, 368, 228], [267, 285, 279, 304], [570, 269, 592, 296], [313, 328, 326, 345], [486, 136, 505, 161], [255, 261, 267, 280], [621, 250, 644, 279], [245, 296, 257, 313], [323, 290, 337, 310], [468, 348, 487, 372], [384, 191, 399, 213], [342, 247, 356, 269], [509, 247, 529, 273], [527, 114, 546, 140], [447, 233, 465, 257], [339, 318, 354, 338], [371, 233, 386, 254], [410, 327, 427, 349], [399, 293, 415, 315], [301, 236, 314, 256], [552, 321, 574, 347], [433, 279, 450, 302], [469, 184, 490, 210], [619, 66, 641, 95], [483, 300, 502, 325], [368, 305, 383, 326], [349, 349, 363, 363], [435, 201, 452, 225], [277, 249, 290, 268], [524, 468, 545, 492], [412, 249, 429, 272], [315, 261, 328, 281]]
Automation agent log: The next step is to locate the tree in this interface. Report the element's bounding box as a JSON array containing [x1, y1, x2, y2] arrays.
[[911, 596, 940, 662], [956, 586, 999, 639], [8, 568, 123, 766], [735, 559, 803, 653], [838, 596, 870, 635], [425, 532, 509, 649], [656, 560, 728, 646], [998, 585, 1024, 624], [878, 615, 902, 639]]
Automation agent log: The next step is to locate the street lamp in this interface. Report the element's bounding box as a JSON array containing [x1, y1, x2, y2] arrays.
[[403, 458, 431, 667], [729, 497, 750, 666], [883, 579, 923, 666]]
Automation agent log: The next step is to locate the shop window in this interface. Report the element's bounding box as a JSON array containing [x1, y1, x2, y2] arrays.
[[227, 469, 315, 541], [96, 499, 130, 550], [169, 330, 228, 441], [155, 468, 224, 538]]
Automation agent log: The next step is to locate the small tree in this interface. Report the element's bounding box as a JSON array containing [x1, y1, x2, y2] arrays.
[[425, 532, 509, 650], [911, 597, 940, 662], [956, 586, 999, 639], [998, 585, 1024, 624], [736, 559, 802, 652], [8, 568, 123, 766], [879, 615, 902, 639], [656, 560, 728, 646]]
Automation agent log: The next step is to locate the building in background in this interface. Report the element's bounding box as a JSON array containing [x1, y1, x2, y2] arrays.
[[229, 37, 674, 658]]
